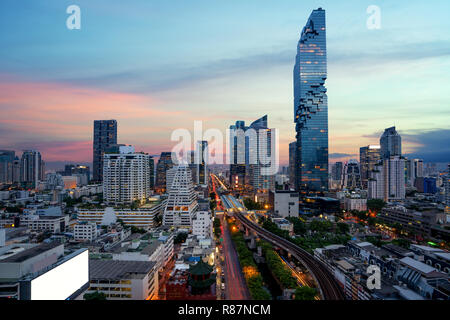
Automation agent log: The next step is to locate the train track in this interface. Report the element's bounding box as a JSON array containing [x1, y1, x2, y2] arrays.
[[234, 212, 345, 300]]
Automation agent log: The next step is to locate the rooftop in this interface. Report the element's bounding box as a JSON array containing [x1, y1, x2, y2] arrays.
[[89, 259, 156, 280], [400, 257, 438, 275], [0, 242, 61, 263]]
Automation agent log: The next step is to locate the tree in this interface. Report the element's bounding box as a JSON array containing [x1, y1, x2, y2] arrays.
[[337, 222, 350, 234], [116, 218, 125, 227], [294, 286, 317, 300], [174, 232, 188, 244], [130, 226, 146, 234], [392, 238, 411, 249], [83, 291, 107, 300], [287, 217, 307, 235], [309, 220, 332, 233], [367, 199, 386, 213], [243, 198, 262, 210]]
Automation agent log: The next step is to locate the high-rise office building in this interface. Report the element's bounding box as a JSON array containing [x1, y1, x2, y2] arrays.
[[20, 150, 45, 188], [163, 165, 198, 228], [380, 127, 401, 159], [247, 115, 275, 192], [331, 162, 343, 182], [293, 8, 328, 193], [155, 152, 174, 193], [229, 121, 247, 191], [342, 160, 362, 190], [93, 120, 117, 182], [0, 150, 15, 185], [289, 142, 296, 189], [103, 146, 151, 205], [229, 116, 275, 193], [196, 141, 208, 186], [12, 157, 20, 184], [360, 145, 381, 189]]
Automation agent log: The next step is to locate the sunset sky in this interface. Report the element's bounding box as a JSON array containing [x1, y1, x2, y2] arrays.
[[1, 0, 449, 168]]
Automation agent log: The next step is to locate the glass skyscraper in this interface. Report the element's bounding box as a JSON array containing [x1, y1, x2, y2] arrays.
[[380, 126, 402, 159], [93, 120, 117, 182], [293, 8, 328, 193]]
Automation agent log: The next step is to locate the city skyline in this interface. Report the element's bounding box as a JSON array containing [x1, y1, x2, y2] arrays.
[[1, 1, 450, 167]]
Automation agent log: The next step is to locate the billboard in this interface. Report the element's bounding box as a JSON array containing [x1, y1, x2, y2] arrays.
[[29, 249, 89, 300]]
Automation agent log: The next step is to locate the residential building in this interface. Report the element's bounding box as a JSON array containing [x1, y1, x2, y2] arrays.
[[103, 146, 152, 205], [192, 211, 212, 238], [368, 156, 406, 202], [77, 200, 166, 229], [74, 222, 98, 242], [293, 8, 328, 193]]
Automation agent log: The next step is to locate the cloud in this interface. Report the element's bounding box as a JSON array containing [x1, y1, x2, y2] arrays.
[[403, 129, 450, 162], [55, 49, 294, 94], [329, 153, 357, 159]]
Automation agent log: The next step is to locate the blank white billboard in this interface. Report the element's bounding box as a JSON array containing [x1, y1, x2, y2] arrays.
[[30, 249, 89, 300]]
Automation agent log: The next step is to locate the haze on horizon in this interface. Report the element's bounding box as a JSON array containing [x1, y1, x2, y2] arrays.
[[0, 0, 449, 168]]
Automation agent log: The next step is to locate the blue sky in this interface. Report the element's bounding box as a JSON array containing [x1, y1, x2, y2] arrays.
[[0, 0, 449, 166]]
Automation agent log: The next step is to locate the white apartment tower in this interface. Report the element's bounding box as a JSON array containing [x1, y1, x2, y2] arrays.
[[103, 146, 151, 205], [368, 156, 405, 202], [163, 165, 198, 228], [192, 211, 212, 238]]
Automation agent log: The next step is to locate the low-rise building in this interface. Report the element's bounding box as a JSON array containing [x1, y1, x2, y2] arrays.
[[344, 197, 367, 212], [269, 190, 299, 218], [271, 217, 294, 236], [0, 242, 89, 300], [77, 200, 166, 229], [74, 222, 98, 242], [20, 215, 68, 233], [86, 259, 158, 300], [378, 205, 447, 236], [192, 211, 212, 238]]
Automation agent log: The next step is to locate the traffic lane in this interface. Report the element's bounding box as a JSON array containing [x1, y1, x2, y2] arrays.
[[220, 215, 249, 300]]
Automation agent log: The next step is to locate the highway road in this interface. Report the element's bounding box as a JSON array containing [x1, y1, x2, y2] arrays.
[[211, 174, 250, 300], [234, 212, 345, 300], [220, 214, 251, 300]]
